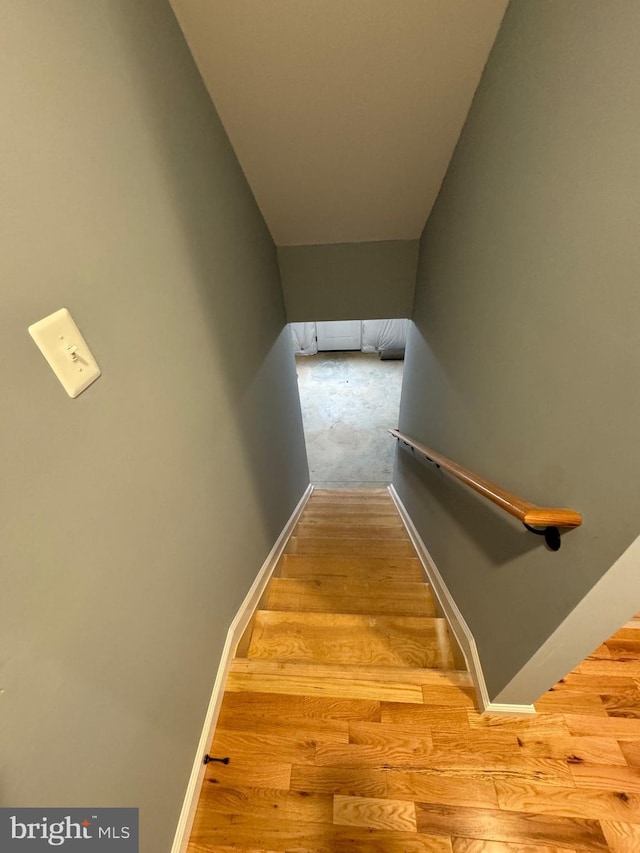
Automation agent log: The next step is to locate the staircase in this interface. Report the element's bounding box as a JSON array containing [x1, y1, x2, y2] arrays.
[[187, 488, 474, 852], [187, 490, 640, 853], [248, 489, 455, 671], [232, 488, 467, 691]]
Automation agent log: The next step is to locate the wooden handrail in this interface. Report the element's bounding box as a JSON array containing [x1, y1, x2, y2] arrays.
[[390, 429, 582, 548]]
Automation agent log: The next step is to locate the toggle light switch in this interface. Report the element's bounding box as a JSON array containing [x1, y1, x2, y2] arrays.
[[28, 308, 101, 398]]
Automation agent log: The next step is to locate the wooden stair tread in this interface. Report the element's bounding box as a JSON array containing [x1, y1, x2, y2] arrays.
[[247, 610, 455, 669], [294, 522, 409, 540], [308, 497, 395, 507], [265, 577, 437, 616], [285, 537, 416, 557], [312, 488, 390, 497], [304, 498, 397, 514], [309, 490, 393, 498], [230, 657, 473, 687], [278, 554, 424, 581], [303, 506, 402, 518], [227, 659, 472, 704], [299, 511, 405, 525]]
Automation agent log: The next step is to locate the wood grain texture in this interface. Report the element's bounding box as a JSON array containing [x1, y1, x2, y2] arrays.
[[278, 552, 424, 581], [415, 802, 608, 850], [187, 488, 640, 853], [466, 711, 571, 736], [381, 702, 470, 729], [575, 659, 640, 678], [285, 535, 417, 557], [312, 488, 390, 497], [216, 706, 350, 740], [600, 690, 640, 718], [229, 658, 473, 687], [218, 690, 381, 723], [314, 739, 436, 770], [452, 841, 576, 853], [534, 691, 609, 717], [202, 760, 291, 791], [494, 779, 640, 823], [601, 820, 640, 853], [620, 741, 640, 767], [333, 794, 417, 831], [390, 430, 582, 528], [294, 521, 409, 539], [196, 784, 334, 824], [225, 669, 426, 704], [515, 735, 626, 766], [248, 610, 454, 668], [210, 728, 318, 765], [422, 684, 478, 707], [349, 719, 434, 751], [302, 507, 405, 520], [569, 763, 640, 794], [386, 770, 500, 809], [564, 714, 640, 738], [266, 577, 437, 616], [545, 673, 638, 693], [189, 817, 452, 853], [290, 764, 389, 798]]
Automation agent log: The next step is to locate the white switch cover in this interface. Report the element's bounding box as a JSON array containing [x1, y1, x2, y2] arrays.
[[28, 308, 101, 398]]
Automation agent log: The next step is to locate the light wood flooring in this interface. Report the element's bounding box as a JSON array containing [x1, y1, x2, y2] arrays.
[[188, 489, 640, 853]]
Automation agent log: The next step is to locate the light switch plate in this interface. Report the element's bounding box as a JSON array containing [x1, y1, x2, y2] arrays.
[[28, 308, 101, 398]]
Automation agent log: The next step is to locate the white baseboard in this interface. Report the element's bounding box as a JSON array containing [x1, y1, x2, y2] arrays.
[[483, 701, 536, 714], [388, 485, 535, 716], [170, 483, 314, 853]]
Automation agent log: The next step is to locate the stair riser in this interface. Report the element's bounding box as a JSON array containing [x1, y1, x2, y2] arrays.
[[278, 554, 425, 582], [266, 578, 437, 617], [294, 523, 409, 540], [286, 538, 416, 557], [301, 510, 406, 523], [312, 489, 389, 497]]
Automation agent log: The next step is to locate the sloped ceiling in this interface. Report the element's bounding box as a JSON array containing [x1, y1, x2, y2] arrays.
[[170, 0, 508, 246]]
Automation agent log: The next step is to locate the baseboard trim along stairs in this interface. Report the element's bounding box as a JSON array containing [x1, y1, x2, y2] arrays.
[[171, 483, 314, 853], [388, 484, 535, 717]]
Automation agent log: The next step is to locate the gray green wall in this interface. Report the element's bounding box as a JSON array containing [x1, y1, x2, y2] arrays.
[[0, 2, 308, 849], [278, 240, 418, 321], [395, 0, 640, 701]]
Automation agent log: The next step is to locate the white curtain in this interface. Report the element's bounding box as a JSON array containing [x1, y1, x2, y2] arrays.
[[291, 319, 407, 354], [362, 319, 408, 352], [290, 322, 318, 355]]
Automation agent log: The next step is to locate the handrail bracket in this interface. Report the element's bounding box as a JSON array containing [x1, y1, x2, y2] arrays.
[[523, 523, 561, 552]]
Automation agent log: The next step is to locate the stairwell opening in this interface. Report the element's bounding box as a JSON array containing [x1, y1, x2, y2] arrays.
[[289, 319, 407, 489]]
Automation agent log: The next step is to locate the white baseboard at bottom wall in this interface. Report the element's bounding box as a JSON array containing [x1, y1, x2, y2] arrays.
[[388, 485, 535, 717], [171, 483, 314, 853]]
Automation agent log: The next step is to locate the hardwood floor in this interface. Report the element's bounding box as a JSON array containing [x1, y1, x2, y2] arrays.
[[188, 489, 640, 853]]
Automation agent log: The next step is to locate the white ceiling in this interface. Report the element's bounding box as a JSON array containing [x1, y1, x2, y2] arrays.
[[170, 0, 508, 247]]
